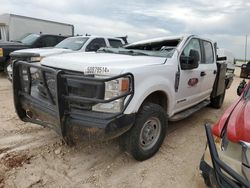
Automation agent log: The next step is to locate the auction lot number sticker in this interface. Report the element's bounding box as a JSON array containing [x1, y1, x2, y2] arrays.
[[85, 66, 110, 74]]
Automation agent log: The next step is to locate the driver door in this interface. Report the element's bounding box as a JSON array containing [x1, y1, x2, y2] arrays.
[[174, 38, 204, 113]]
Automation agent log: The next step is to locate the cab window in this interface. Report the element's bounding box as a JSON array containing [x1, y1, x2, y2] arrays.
[[108, 39, 123, 48], [86, 38, 106, 52], [202, 41, 214, 64], [43, 36, 58, 47]]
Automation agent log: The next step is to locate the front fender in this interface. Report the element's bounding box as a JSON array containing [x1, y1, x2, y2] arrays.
[[124, 75, 175, 116]]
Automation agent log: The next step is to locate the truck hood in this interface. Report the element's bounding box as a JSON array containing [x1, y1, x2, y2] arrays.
[[41, 52, 166, 74], [226, 99, 250, 143], [213, 84, 250, 143], [11, 47, 72, 57], [0, 41, 28, 47]]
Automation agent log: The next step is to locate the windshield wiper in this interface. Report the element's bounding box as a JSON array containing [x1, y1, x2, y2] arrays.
[[119, 50, 149, 56], [98, 48, 115, 53], [11, 40, 22, 43]]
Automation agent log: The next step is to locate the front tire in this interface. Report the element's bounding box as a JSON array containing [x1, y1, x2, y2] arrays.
[[120, 103, 167, 161]]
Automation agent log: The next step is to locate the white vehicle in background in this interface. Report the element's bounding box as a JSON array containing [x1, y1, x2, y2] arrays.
[[217, 48, 235, 74], [8, 35, 126, 79]]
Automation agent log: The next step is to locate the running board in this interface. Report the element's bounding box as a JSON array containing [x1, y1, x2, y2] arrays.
[[169, 100, 210, 121]]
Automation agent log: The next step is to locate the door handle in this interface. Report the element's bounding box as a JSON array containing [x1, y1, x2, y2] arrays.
[[200, 71, 206, 77]]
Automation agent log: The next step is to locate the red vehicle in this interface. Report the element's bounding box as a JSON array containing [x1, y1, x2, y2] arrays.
[[200, 79, 250, 188]]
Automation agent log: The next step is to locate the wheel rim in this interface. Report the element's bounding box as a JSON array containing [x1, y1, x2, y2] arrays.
[[139, 117, 161, 151]]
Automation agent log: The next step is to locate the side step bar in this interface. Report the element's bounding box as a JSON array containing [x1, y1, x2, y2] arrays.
[[169, 100, 210, 121]]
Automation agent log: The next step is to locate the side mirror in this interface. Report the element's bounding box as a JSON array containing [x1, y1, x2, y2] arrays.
[[247, 62, 250, 73], [180, 49, 199, 70]]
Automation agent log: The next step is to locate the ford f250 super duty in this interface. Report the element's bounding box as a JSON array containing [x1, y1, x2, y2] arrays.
[[12, 35, 233, 161]]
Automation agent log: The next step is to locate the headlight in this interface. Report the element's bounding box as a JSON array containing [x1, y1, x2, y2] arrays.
[[92, 76, 130, 113], [0, 48, 3, 57], [30, 56, 43, 62], [21, 67, 40, 81]]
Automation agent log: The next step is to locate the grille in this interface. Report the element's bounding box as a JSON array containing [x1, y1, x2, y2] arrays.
[[36, 70, 105, 110]]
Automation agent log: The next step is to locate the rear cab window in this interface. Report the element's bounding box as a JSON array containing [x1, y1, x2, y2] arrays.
[[108, 39, 123, 48]]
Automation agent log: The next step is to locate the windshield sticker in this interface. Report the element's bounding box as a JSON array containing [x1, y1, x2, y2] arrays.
[[84, 66, 110, 74]]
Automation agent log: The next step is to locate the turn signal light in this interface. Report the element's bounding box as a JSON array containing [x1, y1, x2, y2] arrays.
[[0, 48, 3, 57], [121, 78, 129, 92]]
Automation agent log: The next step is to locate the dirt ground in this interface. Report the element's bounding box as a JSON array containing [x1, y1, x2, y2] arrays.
[[0, 68, 244, 188]]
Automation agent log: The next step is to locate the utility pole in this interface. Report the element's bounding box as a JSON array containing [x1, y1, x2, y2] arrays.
[[245, 35, 248, 63]]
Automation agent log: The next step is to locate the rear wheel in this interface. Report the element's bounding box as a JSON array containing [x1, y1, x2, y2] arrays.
[[119, 102, 167, 161], [210, 89, 225, 109]]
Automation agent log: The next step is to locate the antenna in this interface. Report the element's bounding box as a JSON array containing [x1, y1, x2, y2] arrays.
[[245, 35, 248, 63]]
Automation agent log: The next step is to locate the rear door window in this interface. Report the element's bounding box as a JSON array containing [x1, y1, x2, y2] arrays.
[[202, 41, 214, 64]]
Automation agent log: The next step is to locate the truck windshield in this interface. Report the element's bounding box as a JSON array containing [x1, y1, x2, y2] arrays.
[[98, 47, 176, 58], [20, 34, 40, 45], [97, 38, 180, 58], [55, 37, 89, 51]]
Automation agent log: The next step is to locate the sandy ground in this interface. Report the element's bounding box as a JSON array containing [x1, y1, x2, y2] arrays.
[[0, 68, 244, 188]]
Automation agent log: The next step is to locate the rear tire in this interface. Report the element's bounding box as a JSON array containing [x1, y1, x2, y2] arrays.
[[210, 89, 225, 109], [119, 102, 167, 161]]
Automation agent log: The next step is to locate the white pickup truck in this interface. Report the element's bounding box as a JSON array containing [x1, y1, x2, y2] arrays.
[[7, 35, 126, 79], [12, 35, 233, 161]]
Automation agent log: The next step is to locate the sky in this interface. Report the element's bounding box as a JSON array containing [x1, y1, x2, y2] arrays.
[[0, 0, 250, 59]]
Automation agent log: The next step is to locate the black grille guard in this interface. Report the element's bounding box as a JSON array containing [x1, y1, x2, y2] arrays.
[[205, 124, 250, 188], [12, 61, 134, 137]]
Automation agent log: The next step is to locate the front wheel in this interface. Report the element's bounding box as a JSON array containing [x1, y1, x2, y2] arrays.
[[119, 102, 167, 161]]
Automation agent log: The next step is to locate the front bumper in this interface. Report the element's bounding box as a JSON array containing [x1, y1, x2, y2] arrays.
[[13, 61, 135, 142], [200, 124, 250, 188]]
